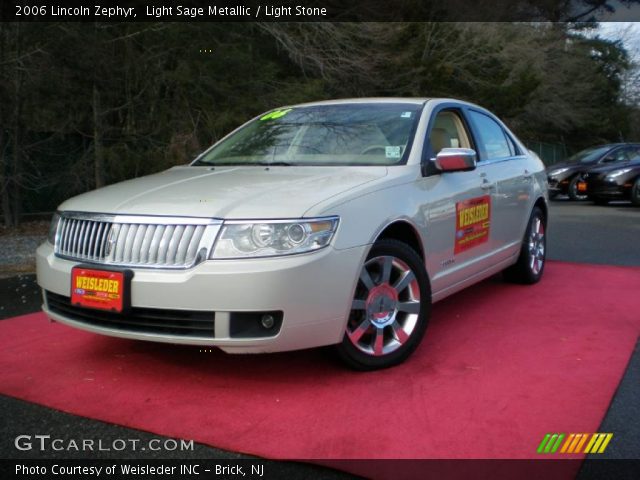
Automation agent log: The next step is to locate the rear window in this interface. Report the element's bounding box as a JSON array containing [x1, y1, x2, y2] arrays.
[[467, 110, 512, 161]]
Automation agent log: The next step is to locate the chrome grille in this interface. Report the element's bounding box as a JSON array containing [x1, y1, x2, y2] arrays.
[[54, 213, 221, 269]]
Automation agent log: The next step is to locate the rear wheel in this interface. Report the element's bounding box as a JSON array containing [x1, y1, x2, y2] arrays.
[[336, 239, 430, 370], [568, 176, 587, 201], [504, 206, 546, 284], [631, 178, 640, 206]]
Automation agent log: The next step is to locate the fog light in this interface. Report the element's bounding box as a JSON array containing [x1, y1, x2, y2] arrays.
[[261, 314, 275, 329]]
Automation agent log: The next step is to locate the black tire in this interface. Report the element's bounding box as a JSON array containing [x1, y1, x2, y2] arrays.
[[593, 196, 609, 206], [631, 178, 640, 206], [568, 176, 587, 201], [336, 239, 431, 370], [504, 206, 546, 284]]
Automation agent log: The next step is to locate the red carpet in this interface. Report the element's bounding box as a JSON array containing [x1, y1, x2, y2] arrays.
[[0, 262, 638, 475]]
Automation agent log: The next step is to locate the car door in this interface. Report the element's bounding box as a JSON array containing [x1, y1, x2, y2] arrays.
[[465, 108, 531, 263], [419, 105, 494, 297]]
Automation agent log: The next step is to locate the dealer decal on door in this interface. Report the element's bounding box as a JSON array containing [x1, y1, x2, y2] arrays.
[[454, 195, 491, 254]]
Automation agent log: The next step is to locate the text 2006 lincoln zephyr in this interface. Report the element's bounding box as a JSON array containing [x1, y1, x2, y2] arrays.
[[37, 98, 548, 369]]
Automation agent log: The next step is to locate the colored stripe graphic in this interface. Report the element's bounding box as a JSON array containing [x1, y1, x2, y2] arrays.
[[537, 434, 551, 453], [584, 434, 598, 453], [538, 433, 613, 454], [575, 433, 588, 453], [560, 433, 575, 453], [584, 433, 614, 454], [597, 434, 614, 453], [537, 433, 565, 453], [568, 433, 582, 453]]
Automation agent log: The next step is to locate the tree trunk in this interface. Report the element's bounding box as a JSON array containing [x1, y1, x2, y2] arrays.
[[0, 26, 13, 227], [93, 83, 105, 189], [11, 105, 22, 226], [12, 39, 23, 227], [0, 130, 13, 227], [8, 23, 23, 227]]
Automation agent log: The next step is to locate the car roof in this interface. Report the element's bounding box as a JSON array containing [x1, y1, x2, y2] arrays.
[[587, 143, 640, 149], [288, 97, 486, 109], [291, 98, 429, 107]]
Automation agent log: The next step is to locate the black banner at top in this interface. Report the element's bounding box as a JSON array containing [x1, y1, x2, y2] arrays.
[[2, 0, 640, 22]]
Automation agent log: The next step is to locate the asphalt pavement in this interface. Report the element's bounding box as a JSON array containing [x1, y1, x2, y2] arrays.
[[546, 199, 640, 267], [0, 199, 638, 477]]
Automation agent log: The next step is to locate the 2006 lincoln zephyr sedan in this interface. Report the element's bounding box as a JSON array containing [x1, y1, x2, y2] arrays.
[[37, 98, 548, 369]]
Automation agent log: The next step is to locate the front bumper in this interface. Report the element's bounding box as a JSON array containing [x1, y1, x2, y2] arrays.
[[547, 176, 569, 194], [36, 242, 368, 353], [586, 180, 629, 199]]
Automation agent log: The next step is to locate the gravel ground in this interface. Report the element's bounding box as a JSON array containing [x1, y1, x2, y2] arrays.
[[0, 221, 48, 278], [0, 274, 42, 318]]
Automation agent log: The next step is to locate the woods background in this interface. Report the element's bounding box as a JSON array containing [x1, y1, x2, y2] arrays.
[[1, 20, 639, 226]]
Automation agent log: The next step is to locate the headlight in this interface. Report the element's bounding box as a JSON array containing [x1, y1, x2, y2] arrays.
[[211, 217, 339, 259], [606, 168, 633, 179], [47, 212, 61, 245], [548, 167, 569, 176]]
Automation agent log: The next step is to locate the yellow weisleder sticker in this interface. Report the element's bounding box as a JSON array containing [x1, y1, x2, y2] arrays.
[[455, 195, 491, 254], [75, 276, 120, 294]]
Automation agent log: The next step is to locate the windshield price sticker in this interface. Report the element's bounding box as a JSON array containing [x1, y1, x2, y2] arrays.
[[385, 146, 402, 158], [260, 109, 293, 121]]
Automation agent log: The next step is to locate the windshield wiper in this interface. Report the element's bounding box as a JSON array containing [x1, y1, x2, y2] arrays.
[[256, 161, 297, 166], [193, 161, 299, 167], [192, 161, 248, 167]]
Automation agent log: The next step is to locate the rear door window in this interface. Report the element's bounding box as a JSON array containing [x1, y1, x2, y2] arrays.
[[606, 146, 640, 163]]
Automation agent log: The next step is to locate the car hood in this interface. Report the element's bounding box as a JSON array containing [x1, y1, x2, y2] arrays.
[[586, 160, 640, 175], [58, 166, 388, 218], [546, 162, 585, 173]]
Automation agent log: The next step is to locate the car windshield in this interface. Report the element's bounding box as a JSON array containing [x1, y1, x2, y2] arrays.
[[193, 103, 423, 167], [566, 146, 611, 164]]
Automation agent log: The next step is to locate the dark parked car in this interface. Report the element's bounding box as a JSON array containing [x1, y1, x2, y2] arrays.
[[580, 156, 640, 205], [546, 144, 640, 200]]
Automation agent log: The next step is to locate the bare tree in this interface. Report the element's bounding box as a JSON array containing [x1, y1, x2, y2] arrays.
[[256, 23, 395, 95]]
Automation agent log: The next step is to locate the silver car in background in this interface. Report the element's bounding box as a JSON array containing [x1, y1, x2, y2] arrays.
[[37, 98, 548, 369]]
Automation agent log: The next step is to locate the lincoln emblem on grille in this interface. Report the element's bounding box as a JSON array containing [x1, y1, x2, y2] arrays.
[[104, 227, 117, 256]]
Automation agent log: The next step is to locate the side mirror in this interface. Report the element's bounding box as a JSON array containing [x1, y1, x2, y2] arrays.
[[602, 156, 616, 163], [433, 148, 477, 172]]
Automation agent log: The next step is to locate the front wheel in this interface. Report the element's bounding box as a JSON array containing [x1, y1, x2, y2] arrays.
[[568, 176, 587, 201], [336, 239, 430, 370], [504, 206, 546, 284], [631, 178, 640, 206]]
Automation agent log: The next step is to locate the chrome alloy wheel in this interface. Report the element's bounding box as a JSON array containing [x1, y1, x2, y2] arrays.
[[347, 255, 421, 357], [528, 216, 545, 275]]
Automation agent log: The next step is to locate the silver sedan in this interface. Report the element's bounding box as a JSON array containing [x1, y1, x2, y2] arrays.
[[37, 98, 548, 369]]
